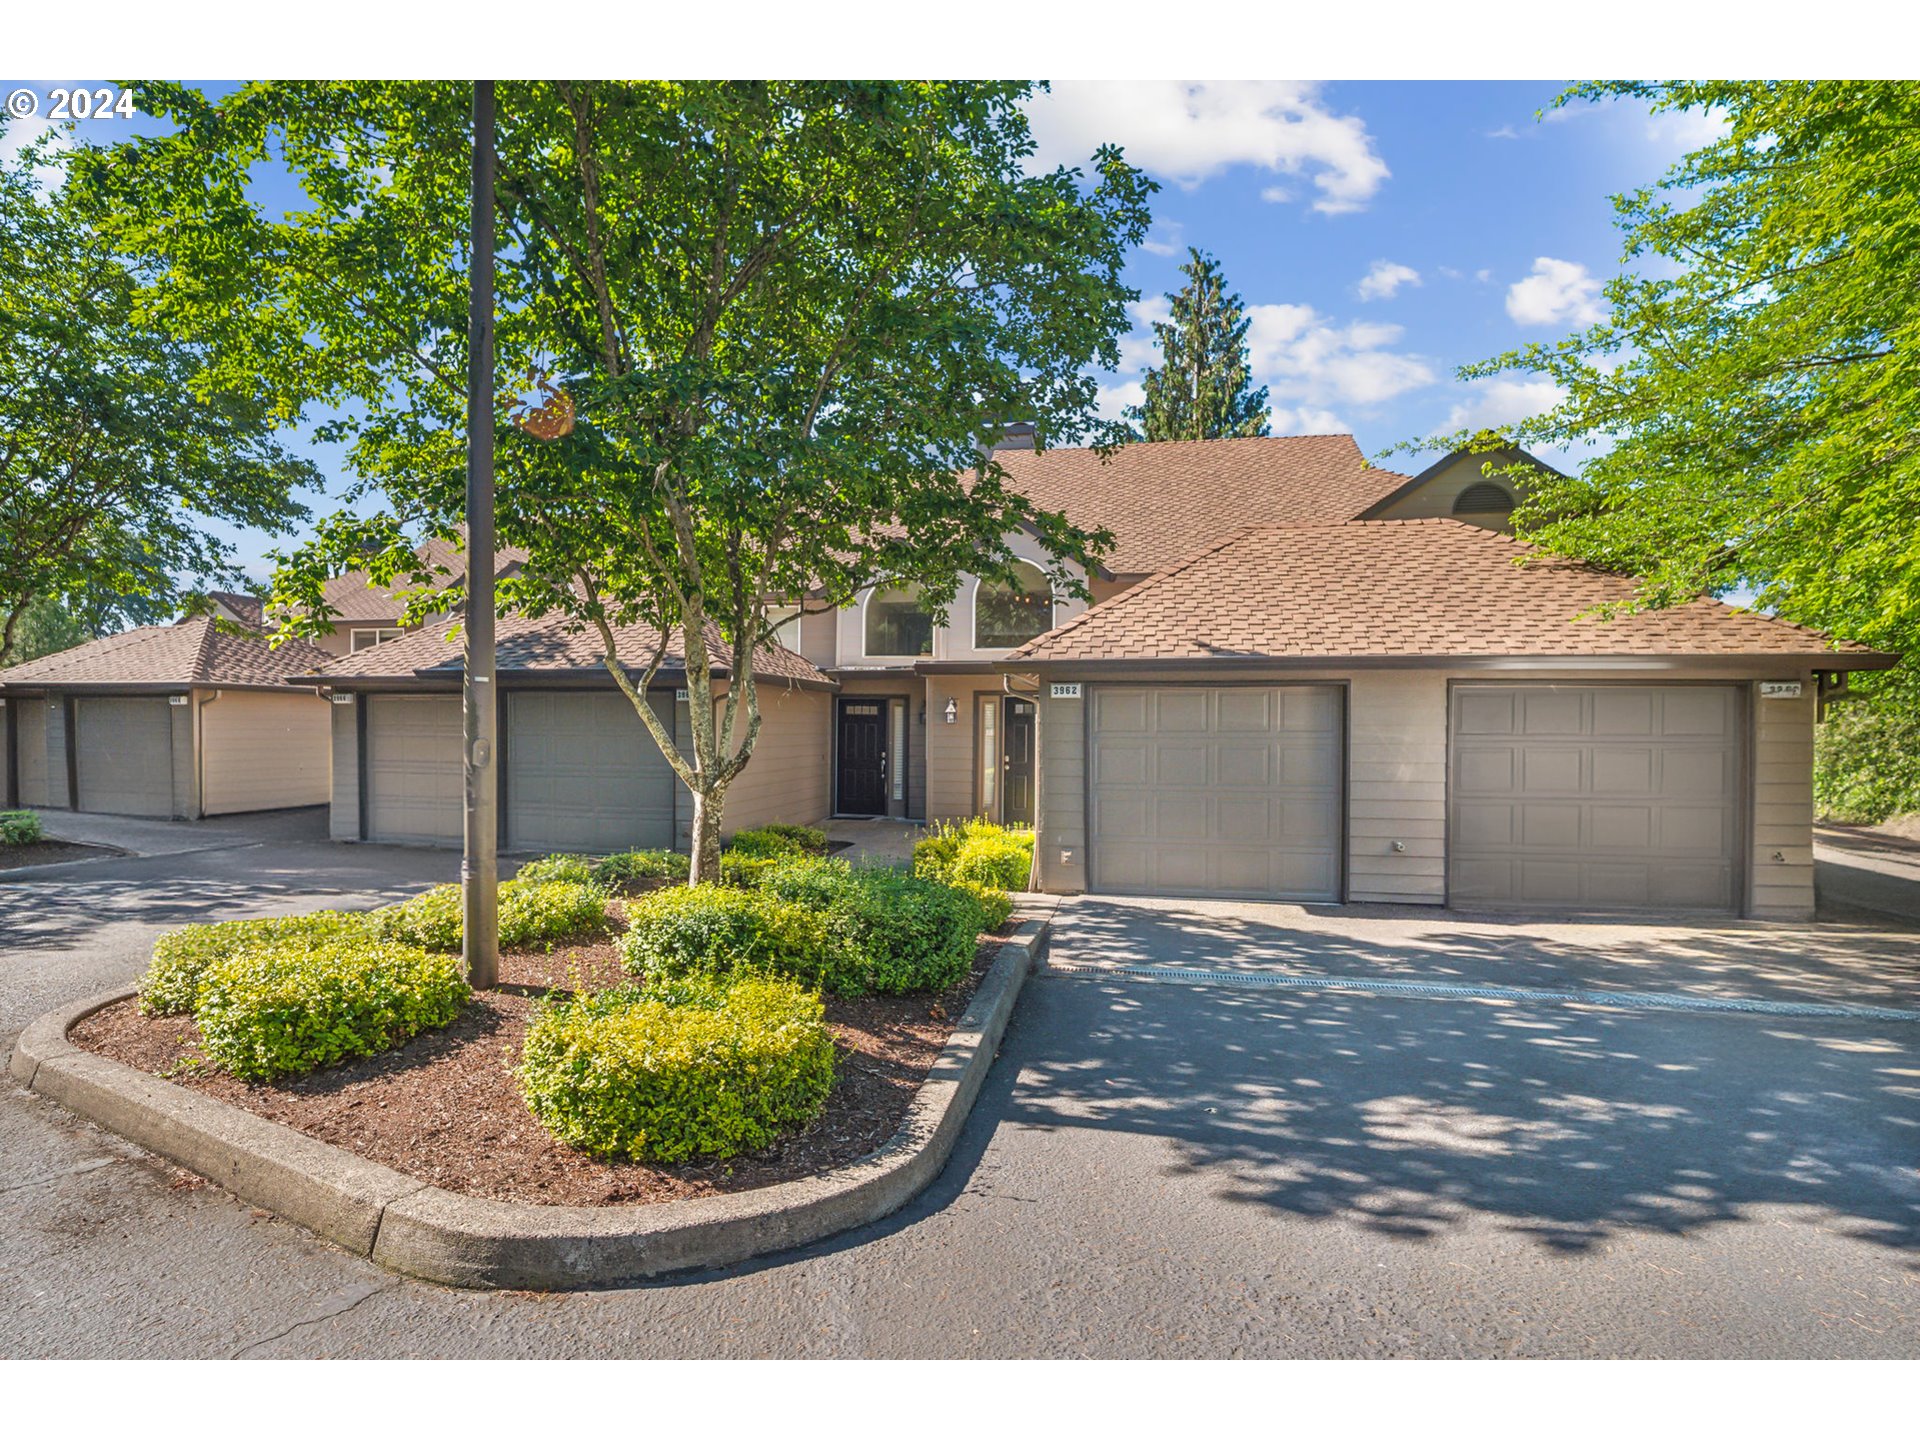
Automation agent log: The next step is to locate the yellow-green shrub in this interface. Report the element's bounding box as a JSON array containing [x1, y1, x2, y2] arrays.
[[517, 976, 835, 1162], [195, 938, 469, 1082], [591, 848, 689, 891], [375, 880, 608, 952], [617, 883, 828, 985], [139, 911, 378, 1016], [512, 853, 597, 886], [914, 817, 1033, 891], [756, 856, 983, 994]]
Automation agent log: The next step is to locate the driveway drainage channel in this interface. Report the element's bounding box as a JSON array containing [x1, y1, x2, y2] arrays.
[[1045, 961, 1920, 1024]]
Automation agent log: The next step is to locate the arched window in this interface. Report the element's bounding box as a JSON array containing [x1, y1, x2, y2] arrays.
[[864, 585, 933, 658], [974, 563, 1055, 650], [1453, 481, 1515, 517]]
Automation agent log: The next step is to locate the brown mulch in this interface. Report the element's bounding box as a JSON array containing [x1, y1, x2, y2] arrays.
[[71, 920, 1003, 1208], [0, 839, 124, 871]]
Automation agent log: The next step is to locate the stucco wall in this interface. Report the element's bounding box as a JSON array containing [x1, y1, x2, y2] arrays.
[[199, 688, 333, 815], [716, 685, 832, 834]]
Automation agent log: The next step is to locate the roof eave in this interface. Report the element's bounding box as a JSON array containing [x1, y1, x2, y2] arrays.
[[998, 650, 1898, 676]]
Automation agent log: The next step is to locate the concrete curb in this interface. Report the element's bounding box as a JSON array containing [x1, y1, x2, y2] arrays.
[[9, 911, 1049, 1290]]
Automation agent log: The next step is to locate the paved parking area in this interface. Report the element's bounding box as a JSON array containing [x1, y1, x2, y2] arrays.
[[2, 848, 1916, 1357]]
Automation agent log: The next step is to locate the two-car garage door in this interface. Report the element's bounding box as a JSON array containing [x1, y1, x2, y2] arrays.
[[361, 691, 677, 851]]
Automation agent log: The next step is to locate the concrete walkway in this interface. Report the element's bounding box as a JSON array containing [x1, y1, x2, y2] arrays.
[[23, 806, 330, 861], [824, 817, 924, 865], [1817, 824, 1920, 923]]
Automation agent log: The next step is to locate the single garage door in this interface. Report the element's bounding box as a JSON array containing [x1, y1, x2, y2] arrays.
[[1449, 684, 1742, 913], [1090, 685, 1343, 901], [365, 694, 464, 844], [76, 696, 175, 817], [506, 691, 677, 853]]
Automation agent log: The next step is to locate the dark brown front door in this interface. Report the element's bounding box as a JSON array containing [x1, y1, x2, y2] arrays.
[[1003, 697, 1035, 825], [837, 700, 888, 815]]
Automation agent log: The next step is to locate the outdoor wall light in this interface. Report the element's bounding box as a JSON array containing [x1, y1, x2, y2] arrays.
[[943, 697, 958, 723]]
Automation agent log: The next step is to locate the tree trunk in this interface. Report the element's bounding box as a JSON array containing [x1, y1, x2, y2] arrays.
[[688, 785, 724, 886]]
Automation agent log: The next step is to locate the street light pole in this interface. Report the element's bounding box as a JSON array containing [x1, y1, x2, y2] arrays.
[[462, 79, 499, 989]]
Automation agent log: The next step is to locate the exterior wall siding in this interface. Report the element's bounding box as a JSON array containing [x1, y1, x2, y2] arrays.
[[199, 688, 333, 815], [1347, 671, 1448, 903], [1368, 453, 1520, 532], [330, 698, 360, 840], [15, 698, 53, 808], [717, 685, 832, 834], [44, 698, 69, 809], [172, 697, 199, 819], [1748, 674, 1817, 920], [1034, 685, 1088, 893]]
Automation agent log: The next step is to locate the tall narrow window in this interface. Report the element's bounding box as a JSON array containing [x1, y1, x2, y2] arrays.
[[890, 700, 906, 805], [978, 694, 998, 817], [974, 563, 1054, 650], [865, 586, 933, 658]]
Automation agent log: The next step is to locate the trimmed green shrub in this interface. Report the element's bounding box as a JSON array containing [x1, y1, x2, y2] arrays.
[[718, 851, 781, 888], [376, 880, 609, 953], [0, 809, 43, 845], [955, 880, 1014, 932], [618, 883, 828, 985], [592, 848, 690, 890], [725, 826, 810, 859], [512, 853, 597, 886], [196, 938, 469, 1082], [750, 823, 829, 852], [758, 856, 982, 995], [518, 975, 835, 1162], [914, 817, 1033, 891], [950, 829, 1034, 891], [139, 911, 378, 1016]]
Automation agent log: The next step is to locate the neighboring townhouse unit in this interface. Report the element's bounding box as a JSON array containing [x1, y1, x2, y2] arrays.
[[299, 534, 530, 656], [0, 617, 334, 819], [296, 615, 833, 852]]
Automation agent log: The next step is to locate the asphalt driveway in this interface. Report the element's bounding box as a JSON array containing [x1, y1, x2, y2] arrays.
[[2, 844, 1917, 1357]]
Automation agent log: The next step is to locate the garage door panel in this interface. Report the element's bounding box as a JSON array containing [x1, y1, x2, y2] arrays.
[[1091, 685, 1342, 902], [1216, 689, 1272, 731], [1455, 690, 1515, 735], [1450, 684, 1741, 915], [507, 691, 675, 854], [365, 694, 463, 844], [76, 697, 174, 817]]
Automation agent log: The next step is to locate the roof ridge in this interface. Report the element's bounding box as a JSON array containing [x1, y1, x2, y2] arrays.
[[188, 614, 218, 684]]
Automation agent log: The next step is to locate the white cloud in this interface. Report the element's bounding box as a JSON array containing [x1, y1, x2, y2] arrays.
[[1474, 268, 1494, 284], [1245, 303, 1435, 408], [1486, 123, 1521, 140], [1095, 380, 1144, 425], [1115, 295, 1170, 372], [1644, 104, 1729, 153], [1443, 376, 1567, 434], [1259, 184, 1291, 204], [1139, 221, 1186, 258], [1026, 81, 1389, 214], [1269, 405, 1347, 436], [1506, 256, 1606, 327], [0, 117, 71, 191], [1356, 260, 1420, 302]]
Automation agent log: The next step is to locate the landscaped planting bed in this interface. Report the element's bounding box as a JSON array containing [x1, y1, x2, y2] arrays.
[[69, 852, 1012, 1207]]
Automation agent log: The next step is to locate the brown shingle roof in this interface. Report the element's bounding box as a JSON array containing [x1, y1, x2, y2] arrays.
[[310, 535, 529, 624], [0, 618, 334, 690], [996, 434, 1411, 576], [1011, 520, 1896, 668], [304, 611, 831, 688], [204, 591, 265, 629]]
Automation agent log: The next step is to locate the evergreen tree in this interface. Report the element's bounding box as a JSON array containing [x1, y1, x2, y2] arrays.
[[1127, 248, 1269, 442]]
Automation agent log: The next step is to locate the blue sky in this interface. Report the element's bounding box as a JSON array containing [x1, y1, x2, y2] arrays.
[[5, 79, 1720, 587]]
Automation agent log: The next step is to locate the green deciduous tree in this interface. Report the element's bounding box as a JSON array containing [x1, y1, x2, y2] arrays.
[[84, 82, 1151, 878], [1126, 247, 1269, 442], [1428, 81, 1920, 820], [0, 127, 313, 667]]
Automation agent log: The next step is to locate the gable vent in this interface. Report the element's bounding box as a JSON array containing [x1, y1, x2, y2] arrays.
[[1453, 481, 1515, 516]]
